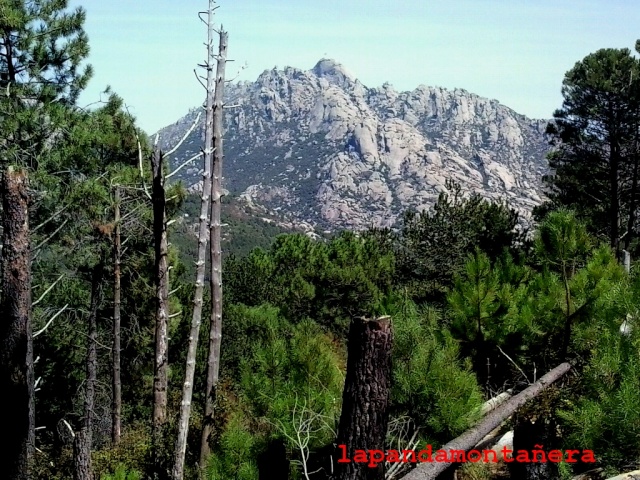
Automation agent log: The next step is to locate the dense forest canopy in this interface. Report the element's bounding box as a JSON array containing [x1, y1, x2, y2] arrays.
[[2, 2, 640, 480]]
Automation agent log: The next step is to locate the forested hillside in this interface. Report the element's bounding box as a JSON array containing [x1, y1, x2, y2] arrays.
[[3, 2, 640, 480]]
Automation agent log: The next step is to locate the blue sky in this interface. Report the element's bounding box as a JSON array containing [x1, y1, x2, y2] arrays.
[[68, 0, 640, 134]]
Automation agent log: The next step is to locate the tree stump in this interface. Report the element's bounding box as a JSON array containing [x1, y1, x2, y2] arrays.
[[334, 316, 393, 480]]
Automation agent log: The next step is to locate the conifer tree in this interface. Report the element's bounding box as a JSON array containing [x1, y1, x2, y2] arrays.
[[538, 46, 640, 253], [0, 2, 91, 478]]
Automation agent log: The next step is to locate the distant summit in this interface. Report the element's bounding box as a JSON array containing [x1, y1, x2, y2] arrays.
[[311, 58, 356, 86], [157, 59, 550, 231]]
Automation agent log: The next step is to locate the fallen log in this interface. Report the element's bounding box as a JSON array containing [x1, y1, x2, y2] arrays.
[[399, 362, 571, 480], [605, 471, 640, 480], [479, 390, 512, 416], [571, 468, 603, 480]]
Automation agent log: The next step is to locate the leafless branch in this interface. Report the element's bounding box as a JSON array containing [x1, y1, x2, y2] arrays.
[[62, 419, 75, 438], [225, 61, 248, 83], [124, 105, 152, 200], [33, 274, 64, 307], [165, 111, 203, 158], [33, 218, 69, 251], [497, 345, 531, 384], [33, 206, 68, 232], [34, 304, 69, 338], [166, 152, 202, 179], [194, 68, 207, 90]]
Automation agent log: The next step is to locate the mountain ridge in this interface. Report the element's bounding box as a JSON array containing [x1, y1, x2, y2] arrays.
[[157, 58, 551, 232]]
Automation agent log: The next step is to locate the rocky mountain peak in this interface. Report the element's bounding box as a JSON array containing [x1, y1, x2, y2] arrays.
[[312, 58, 356, 87], [158, 60, 551, 232]]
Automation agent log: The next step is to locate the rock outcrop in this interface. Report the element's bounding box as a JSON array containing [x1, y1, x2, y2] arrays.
[[157, 58, 550, 231]]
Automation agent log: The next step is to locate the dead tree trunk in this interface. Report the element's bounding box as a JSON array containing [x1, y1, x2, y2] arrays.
[[112, 186, 122, 445], [334, 316, 393, 480], [0, 166, 35, 480], [74, 264, 103, 480], [200, 27, 228, 466], [151, 146, 170, 456], [399, 362, 572, 480], [171, 3, 217, 478]]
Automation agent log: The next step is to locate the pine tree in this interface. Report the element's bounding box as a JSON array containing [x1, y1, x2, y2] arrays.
[[537, 46, 640, 253], [0, 2, 91, 478]]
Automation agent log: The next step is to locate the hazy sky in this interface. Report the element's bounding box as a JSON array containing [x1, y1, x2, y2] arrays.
[[68, 0, 640, 134]]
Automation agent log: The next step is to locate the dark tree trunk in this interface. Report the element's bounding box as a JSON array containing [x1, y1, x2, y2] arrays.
[[74, 263, 102, 480], [258, 439, 289, 480], [200, 28, 228, 466], [334, 316, 393, 480], [151, 146, 170, 454], [73, 429, 93, 480], [0, 166, 34, 480], [112, 186, 122, 445], [509, 389, 562, 480], [624, 135, 639, 251], [611, 140, 621, 253]]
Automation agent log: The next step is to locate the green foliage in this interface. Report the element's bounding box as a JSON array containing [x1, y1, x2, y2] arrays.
[[171, 193, 295, 279], [14, 22, 640, 479], [238, 306, 343, 437], [0, 0, 93, 172], [388, 294, 484, 443], [99, 465, 142, 480], [92, 426, 150, 476], [396, 180, 523, 303], [206, 412, 259, 480], [559, 310, 640, 473], [536, 46, 640, 250], [534, 209, 591, 271], [228, 305, 343, 477], [447, 249, 538, 386], [224, 231, 394, 335]]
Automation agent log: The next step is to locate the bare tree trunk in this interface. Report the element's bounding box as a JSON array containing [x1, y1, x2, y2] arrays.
[[0, 166, 35, 480], [399, 362, 571, 480], [74, 264, 103, 480], [112, 186, 122, 445], [73, 429, 92, 480], [151, 146, 170, 460], [334, 316, 393, 480], [200, 27, 228, 467], [171, 3, 217, 478]]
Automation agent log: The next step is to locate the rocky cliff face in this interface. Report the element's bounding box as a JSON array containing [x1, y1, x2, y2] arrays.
[[157, 58, 550, 231]]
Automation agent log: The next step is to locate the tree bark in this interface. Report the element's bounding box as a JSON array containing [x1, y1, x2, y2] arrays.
[[74, 263, 102, 480], [112, 186, 122, 445], [399, 362, 571, 480], [624, 149, 638, 251], [171, 3, 217, 478], [73, 429, 93, 480], [151, 146, 170, 458], [611, 139, 621, 253], [0, 166, 35, 480], [200, 28, 228, 467], [334, 316, 393, 480], [510, 402, 561, 480]]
